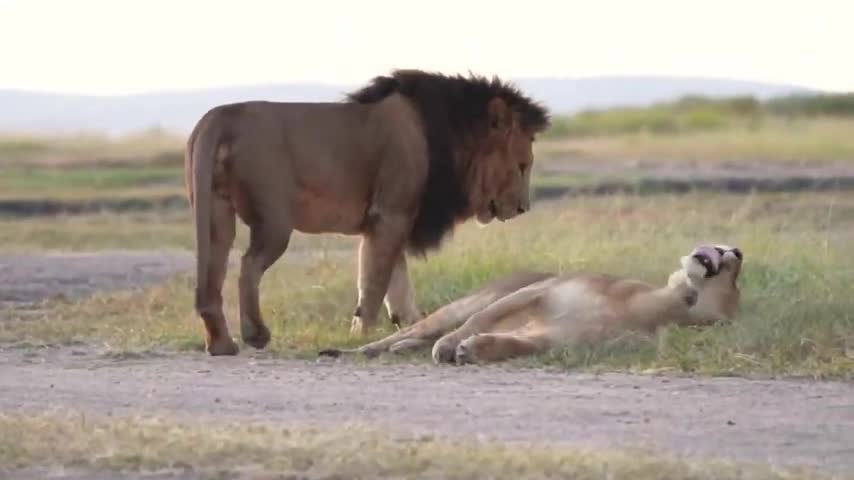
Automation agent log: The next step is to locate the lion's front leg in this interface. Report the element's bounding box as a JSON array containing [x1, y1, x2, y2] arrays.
[[383, 254, 422, 328], [351, 215, 409, 335]]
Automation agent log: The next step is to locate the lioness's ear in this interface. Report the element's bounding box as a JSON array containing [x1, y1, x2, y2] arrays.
[[487, 97, 511, 132]]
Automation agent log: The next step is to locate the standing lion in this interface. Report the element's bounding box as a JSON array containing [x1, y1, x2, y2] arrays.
[[185, 70, 551, 355]]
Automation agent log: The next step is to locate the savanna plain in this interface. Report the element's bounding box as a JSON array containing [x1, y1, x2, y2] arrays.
[[1, 94, 854, 479]]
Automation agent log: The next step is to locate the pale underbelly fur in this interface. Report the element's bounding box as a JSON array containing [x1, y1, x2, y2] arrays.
[[537, 280, 615, 345]]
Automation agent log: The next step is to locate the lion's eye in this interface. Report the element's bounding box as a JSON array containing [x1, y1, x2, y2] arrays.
[[519, 163, 527, 174]]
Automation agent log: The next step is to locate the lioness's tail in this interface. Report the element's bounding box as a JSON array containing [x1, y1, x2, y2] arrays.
[[185, 118, 220, 309]]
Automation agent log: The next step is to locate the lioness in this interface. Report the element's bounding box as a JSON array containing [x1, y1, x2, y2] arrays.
[[319, 245, 743, 364], [185, 70, 550, 355]]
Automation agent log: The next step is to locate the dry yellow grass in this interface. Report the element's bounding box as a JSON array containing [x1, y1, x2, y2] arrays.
[[0, 412, 828, 479]]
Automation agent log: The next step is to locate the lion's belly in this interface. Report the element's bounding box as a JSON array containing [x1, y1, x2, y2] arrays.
[[290, 188, 367, 235]]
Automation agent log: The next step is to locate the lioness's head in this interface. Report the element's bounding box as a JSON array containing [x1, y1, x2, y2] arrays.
[[681, 243, 743, 290], [473, 97, 549, 225], [681, 245, 723, 283]]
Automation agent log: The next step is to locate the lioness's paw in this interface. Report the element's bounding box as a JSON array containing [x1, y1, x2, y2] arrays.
[[432, 339, 458, 364], [455, 340, 477, 365], [680, 255, 706, 283], [682, 288, 699, 307]]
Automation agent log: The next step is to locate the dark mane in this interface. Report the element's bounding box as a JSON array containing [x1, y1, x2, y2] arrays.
[[345, 69, 550, 255]]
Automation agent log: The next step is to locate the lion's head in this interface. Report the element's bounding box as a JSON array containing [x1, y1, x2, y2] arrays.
[[346, 70, 550, 254], [471, 96, 543, 225]]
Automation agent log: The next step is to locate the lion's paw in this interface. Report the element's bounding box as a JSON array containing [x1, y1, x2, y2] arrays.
[[349, 316, 364, 336], [241, 323, 271, 350], [207, 336, 240, 356]]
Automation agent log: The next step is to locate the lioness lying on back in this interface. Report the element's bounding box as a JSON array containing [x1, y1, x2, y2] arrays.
[[319, 245, 742, 364]]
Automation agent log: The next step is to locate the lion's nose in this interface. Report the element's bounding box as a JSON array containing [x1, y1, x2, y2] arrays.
[[517, 205, 527, 214]]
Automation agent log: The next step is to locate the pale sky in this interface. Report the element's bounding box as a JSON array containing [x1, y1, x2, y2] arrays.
[[1, 0, 852, 95]]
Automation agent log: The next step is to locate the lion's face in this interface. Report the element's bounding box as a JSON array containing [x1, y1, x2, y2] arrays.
[[474, 98, 536, 225]]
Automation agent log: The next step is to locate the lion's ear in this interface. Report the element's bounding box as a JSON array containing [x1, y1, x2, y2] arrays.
[[487, 97, 512, 132]]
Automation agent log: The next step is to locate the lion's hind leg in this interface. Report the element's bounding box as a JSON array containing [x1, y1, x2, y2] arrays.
[[196, 195, 238, 355], [238, 201, 293, 350]]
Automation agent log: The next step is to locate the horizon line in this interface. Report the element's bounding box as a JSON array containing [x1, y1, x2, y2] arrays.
[[0, 73, 825, 98]]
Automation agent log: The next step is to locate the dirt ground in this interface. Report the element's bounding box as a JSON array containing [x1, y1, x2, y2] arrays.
[[0, 250, 195, 310], [1, 251, 854, 477]]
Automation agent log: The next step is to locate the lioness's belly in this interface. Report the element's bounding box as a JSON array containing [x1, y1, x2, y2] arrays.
[[539, 280, 623, 341], [542, 281, 610, 322]]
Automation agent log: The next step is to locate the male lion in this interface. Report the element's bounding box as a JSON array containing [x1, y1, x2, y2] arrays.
[[319, 245, 743, 364], [185, 70, 551, 355]]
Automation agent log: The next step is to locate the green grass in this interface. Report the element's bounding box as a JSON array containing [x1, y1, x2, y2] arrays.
[[0, 412, 828, 480], [2, 192, 853, 378], [0, 164, 590, 204], [534, 93, 854, 165], [542, 95, 765, 138], [536, 117, 854, 165], [0, 210, 356, 253], [0, 165, 183, 200]]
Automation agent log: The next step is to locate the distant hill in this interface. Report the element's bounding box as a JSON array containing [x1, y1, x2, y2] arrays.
[[0, 76, 815, 135]]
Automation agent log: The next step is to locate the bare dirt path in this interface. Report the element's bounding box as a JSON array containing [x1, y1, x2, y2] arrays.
[[0, 250, 195, 311], [1, 251, 853, 476], [1, 347, 853, 476]]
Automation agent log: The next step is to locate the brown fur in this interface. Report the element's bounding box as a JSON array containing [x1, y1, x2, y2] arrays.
[[185, 70, 550, 355], [319, 245, 743, 365]]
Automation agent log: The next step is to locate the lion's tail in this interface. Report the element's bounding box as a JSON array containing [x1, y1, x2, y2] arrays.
[[186, 120, 219, 310]]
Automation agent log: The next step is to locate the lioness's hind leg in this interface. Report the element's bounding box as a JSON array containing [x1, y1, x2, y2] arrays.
[[432, 280, 553, 364], [455, 332, 549, 365], [239, 220, 292, 349], [197, 196, 238, 356], [388, 338, 431, 354]]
